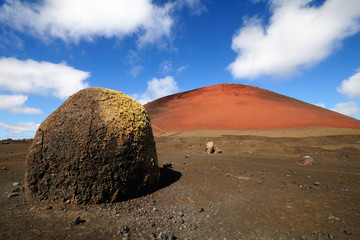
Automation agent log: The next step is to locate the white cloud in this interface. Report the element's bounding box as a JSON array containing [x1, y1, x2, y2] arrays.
[[179, 0, 207, 15], [135, 76, 179, 104], [337, 68, 360, 99], [0, 58, 90, 99], [0, 0, 174, 46], [177, 65, 188, 73], [0, 95, 42, 114], [0, 28, 24, 49], [129, 65, 144, 78], [125, 50, 141, 65], [0, 122, 39, 135], [314, 103, 326, 108], [159, 60, 173, 75], [331, 101, 359, 117], [228, 0, 360, 79]]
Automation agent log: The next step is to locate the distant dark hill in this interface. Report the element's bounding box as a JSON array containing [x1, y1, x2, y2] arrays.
[[144, 84, 360, 134]]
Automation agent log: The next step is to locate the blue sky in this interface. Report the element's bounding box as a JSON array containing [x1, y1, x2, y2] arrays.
[[0, 0, 360, 139]]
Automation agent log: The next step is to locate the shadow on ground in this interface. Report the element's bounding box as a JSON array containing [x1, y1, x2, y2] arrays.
[[158, 167, 182, 190], [115, 167, 182, 203]]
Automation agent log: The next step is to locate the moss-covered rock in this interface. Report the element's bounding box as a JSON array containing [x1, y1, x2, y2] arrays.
[[25, 87, 159, 204]]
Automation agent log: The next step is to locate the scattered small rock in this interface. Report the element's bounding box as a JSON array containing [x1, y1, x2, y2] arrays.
[[13, 182, 21, 186], [119, 225, 130, 235], [8, 193, 20, 198], [150, 233, 157, 240], [328, 233, 334, 239], [300, 156, 316, 165], [158, 232, 167, 240], [185, 155, 190, 158], [152, 232, 177, 240], [314, 182, 322, 186], [300, 235, 307, 240], [205, 142, 215, 154], [343, 230, 352, 235], [163, 162, 173, 169], [328, 215, 340, 221], [215, 147, 222, 153], [170, 232, 176, 240], [2, 166, 8, 170], [199, 208, 205, 213], [190, 224, 197, 230], [74, 216, 85, 225], [45, 205, 53, 210]]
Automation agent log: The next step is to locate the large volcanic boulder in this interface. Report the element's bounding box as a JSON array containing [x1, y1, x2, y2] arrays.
[[25, 88, 160, 204]]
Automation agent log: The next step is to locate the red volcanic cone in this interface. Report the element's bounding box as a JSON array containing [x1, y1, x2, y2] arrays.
[[144, 84, 360, 134]]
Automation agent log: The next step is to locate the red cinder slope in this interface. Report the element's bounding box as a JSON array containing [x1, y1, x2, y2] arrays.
[[144, 84, 360, 133]]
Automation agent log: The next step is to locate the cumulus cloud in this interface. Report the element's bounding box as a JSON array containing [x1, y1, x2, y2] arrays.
[[0, 122, 39, 135], [337, 68, 360, 99], [228, 0, 360, 79], [135, 76, 179, 104], [0, 0, 174, 46], [0, 58, 90, 99], [331, 101, 359, 117], [0, 95, 42, 114]]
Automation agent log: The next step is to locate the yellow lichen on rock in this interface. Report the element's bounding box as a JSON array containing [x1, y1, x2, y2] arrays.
[[93, 87, 151, 137], [25, 87, 159, 204]]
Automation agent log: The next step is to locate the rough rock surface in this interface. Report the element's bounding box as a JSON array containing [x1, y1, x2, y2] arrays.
[[25, 88, 160, 204], [205, 142, 215, 154], [299, 156, 316, 165]]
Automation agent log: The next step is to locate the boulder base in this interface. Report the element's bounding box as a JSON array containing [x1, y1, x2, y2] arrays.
[[25, 88, 160, 204]]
